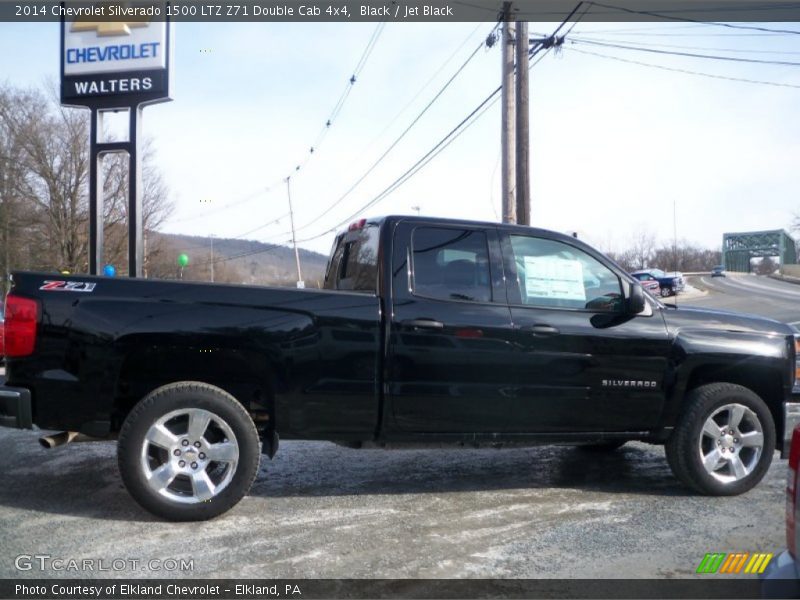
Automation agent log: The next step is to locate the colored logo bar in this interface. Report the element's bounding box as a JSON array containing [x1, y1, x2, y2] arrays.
[[696, 552, 773, 574]]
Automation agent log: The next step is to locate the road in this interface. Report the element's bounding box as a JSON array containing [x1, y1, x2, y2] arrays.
[[681, 273, 800, 326], [0, 275, 798, 581]]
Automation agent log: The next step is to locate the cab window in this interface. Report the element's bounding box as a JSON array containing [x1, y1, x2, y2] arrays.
[[323, 224, 380, 293], [411, 227, 492, 303], [507, 235, 623, 312]]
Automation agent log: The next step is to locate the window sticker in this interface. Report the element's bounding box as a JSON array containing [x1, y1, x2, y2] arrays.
[[523, 256, 586, 301]]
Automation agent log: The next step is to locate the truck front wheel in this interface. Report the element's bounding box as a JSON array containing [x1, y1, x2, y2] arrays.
[[118, 382, 261, 521], [665, 383, 775, 496]]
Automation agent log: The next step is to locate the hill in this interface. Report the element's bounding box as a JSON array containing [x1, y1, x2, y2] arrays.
[[149, 232, 329, 287]]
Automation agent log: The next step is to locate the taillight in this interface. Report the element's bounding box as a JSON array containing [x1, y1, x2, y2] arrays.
[[4, 295, 39, 357], [786, 425, 800, 557], [348, 219, 367, 231], [794, 336, 800, 392]]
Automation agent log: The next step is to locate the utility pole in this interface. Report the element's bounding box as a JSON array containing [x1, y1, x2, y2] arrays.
[[143, 229, 148, 278], [501, 1, 516, 224], [210, 234, 215, 283], [515, 20, 531, 226], [673, 198, 678, 271], [286, 177, 304, 288]]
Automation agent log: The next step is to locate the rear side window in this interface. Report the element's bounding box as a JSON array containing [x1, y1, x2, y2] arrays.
[[323, 225, 380, 293], [411, 227, 491, 303]]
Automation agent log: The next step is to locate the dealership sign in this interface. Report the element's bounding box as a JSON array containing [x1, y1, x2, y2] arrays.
[[59, 4, 173, 279], [61, 7, 172, 107]]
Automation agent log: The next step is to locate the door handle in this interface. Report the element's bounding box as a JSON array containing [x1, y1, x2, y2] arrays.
[[528, 324, 560, 336], [401, 318, 445, 330]]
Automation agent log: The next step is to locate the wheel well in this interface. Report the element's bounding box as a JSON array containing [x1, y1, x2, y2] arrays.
[[111, 345, 275, 435], [685, 364, 783, 431]]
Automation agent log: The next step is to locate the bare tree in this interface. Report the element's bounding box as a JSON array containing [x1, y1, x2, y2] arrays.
[[102, 141, 174, 275], [755, 256, 778, 276], [0, 82, 174, 276], [653, 240, 722, 272], [0, 86, 89, 272], [608, 231, 721, 273], [0, 89, 40, 286], [610, 228, 657, 272]]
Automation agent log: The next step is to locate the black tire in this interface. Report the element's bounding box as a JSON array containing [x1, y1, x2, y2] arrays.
[[577, 440, 627, 452], [118, 382, 261, 521], [660, 286, 672, 298], [665, 383, 775, 496]]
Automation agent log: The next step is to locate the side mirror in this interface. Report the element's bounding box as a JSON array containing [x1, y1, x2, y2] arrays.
[[628, 283, 646, 314]]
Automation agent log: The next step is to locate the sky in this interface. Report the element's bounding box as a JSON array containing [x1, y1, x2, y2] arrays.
[[1, 18, 799, 256]]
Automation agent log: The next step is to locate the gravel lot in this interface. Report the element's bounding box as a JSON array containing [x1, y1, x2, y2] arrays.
[[0, 430, 785, 579]]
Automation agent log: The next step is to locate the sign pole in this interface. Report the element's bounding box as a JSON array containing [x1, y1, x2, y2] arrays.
[[61, 6, 172, 278], [88, 109, 104, 275], [129, 106, 144, 277]]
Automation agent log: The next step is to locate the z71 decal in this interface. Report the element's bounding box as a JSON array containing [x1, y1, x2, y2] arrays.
[[39, 280, 97, 292]]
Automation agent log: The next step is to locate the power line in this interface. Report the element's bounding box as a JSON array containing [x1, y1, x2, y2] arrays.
[[551, 0, 588, 37], [569, 45, 800, 88], [168, 177, 285, 225], [529, 41, 559, 69], [170, 23, 386, 237], [229, 215, 290, 240], [569, 34, 800, 55], [526, 2, 592, 67], [574, 31, 800, 37], [266, 18, 800, 250], [299, 22, 386, 171], [352, 23, 486, 162], [190, 9, 577, 253], [293, 22, 500, 234], [572, 37, 800, 66], [562, 1, 593, 37], [163, 213, 291, 255], [573, 23, 800, 36], [207, 23, 386, 245], [573, 24, 718, 34], [296, 6, 586, 243], [297, 42, 563, 242], [196, 240, 290, 267], [196, 4, 579, 253], [336, 86, 502, 224], [288, 87, 501, 246], [293, 84, 503, 245], [582, 1, 800, 35]]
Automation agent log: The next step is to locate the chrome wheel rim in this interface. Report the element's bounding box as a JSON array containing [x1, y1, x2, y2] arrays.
[[699, 403, 764, 484], [140, 408, 239, 504]]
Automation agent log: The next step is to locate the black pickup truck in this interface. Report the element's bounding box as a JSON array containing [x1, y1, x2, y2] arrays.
[[2, 216, 799, 521]]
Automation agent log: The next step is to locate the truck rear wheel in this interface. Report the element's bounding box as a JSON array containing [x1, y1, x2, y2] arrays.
[[665, 383, 774, 496], [118, 382, 261, 521]]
